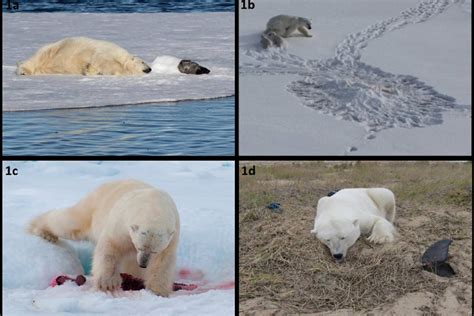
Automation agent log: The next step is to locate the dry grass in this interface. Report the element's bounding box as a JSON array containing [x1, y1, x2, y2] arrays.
[[239, 161, 472, 314]]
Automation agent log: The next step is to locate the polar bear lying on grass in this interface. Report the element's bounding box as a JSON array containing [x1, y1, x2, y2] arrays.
[[261, 15, 312, 49], [311, 188, 396, 263]]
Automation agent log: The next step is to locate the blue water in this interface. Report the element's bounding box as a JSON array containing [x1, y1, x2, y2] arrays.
[[3, 0, 234, 13], [3, 97, 235, 156]]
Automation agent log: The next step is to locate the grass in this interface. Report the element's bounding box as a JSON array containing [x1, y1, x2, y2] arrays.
[[239, 161, 472, 313]]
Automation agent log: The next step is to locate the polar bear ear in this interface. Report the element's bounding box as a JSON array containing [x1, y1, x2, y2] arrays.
[[352, 219, 359, 227], [130, 225, 139, 233]]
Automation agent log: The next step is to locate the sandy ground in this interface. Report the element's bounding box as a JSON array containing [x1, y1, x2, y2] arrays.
[[239, 161, 472, 315]]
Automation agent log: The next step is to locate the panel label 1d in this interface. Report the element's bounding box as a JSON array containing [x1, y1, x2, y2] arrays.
[[241, 165, 256, 176]]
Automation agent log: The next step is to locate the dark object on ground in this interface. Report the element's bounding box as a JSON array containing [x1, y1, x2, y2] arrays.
[[423, 262, 456, 277], [121, 273, 145, 291], [421, 239, 455, 277], [178, 60, 210, 75], [75, 275, 86, 285], [173, 282, 198, 291], [55, 274, 86, 286], [120, 273, 198, 292], [52, 273, 197, 291], [327, 189, 340, 197], [267, 202, 282, 213]]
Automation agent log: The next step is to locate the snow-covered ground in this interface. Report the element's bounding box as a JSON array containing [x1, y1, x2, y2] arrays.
[[2, 161, 235, 315], [239, 0, 471, 155], [3, 13, 234, 111]]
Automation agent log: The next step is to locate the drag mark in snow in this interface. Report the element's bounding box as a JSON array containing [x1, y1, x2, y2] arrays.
[[288, 60, 459, 133], [242, 0, 469, 134], [241, 48, 310, 75]]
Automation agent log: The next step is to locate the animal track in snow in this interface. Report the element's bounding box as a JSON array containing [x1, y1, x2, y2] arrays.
[[241, 0, 469, 133], [287, 59, 458, 132]]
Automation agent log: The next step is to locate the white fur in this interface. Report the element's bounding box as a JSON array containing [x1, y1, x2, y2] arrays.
[[261, 15, 312, 49], [27, 179, 179, 296], [310, 188, 396, 262], [265, 15, 312, 38], [16, 37, 151, 76]]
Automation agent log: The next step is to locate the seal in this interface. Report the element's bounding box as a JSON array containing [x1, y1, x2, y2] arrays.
[[178, 60, 210, 75]]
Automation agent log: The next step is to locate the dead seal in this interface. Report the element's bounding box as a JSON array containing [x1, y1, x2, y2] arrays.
[[178, 60, 210, 75]]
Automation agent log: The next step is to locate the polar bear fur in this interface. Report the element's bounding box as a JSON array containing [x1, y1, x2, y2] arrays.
[[16, 37, 152, 76], [261, 15, 312, 49], [27, 179, 179, 296], [310, 188, 396, 263]]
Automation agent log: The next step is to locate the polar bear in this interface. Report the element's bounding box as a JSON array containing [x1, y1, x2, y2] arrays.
[[310, 188, 396, 263], [261, 15, 312, 49], [16, 37, 152, 76], [27, 179, 180, 296]]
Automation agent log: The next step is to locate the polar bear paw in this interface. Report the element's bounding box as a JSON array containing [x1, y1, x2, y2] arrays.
[[146, 281, 172, 297], [28, 221, 58, 243], [95, 273, 122, 291], [367, 231, 394, 244], [367, 218, 396, 244], [39, 230, 59, 243]]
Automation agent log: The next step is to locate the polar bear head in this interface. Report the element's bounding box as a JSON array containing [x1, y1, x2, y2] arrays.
[[297, 17, 312, 30], [129, 224, 175, 268], [122, 55, 152, 74], [311, 219, 360, 263], [16, 61, 34, 75]]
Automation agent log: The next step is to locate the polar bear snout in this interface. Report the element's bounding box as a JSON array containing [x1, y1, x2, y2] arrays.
[[137, 251, 151, 268], [143, 66, 152, 73], [333, 253, 345, 263]]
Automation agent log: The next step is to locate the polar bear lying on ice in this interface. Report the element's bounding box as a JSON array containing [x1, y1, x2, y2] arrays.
[[261, 15, 312, 49], [16, 37, 210, 76], [310, 188, 396, 263], [28, 179, 180, 297], [16, 37, 152, 76]]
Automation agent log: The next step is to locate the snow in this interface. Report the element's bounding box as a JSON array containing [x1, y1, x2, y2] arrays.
[[151, 56, 183, 75], [239, 0, 471, 155], [2, 13, 234, 111], [2, 161, 235, 315]]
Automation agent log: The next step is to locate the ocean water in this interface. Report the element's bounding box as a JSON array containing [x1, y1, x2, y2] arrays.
[[3, 97, 235, 156], [3, 0, 234, 13]]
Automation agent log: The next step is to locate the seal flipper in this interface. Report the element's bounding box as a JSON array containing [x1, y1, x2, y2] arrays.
[[196, 66, 210, 75]]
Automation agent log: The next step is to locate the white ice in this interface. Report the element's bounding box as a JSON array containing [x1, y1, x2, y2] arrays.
[[239, 0, 471, 155], [151, 56, 183, 75], [2, 161, 235, 315], [3, 13, 234, 111]]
